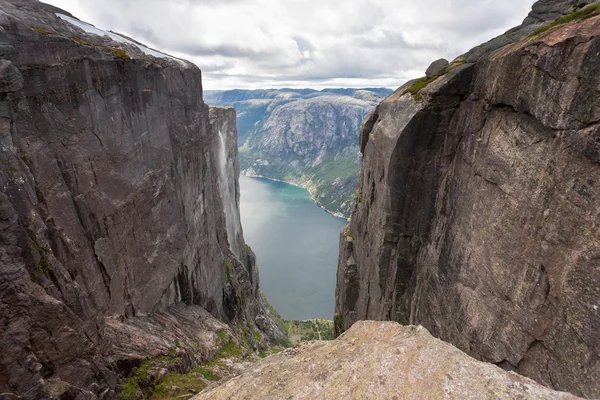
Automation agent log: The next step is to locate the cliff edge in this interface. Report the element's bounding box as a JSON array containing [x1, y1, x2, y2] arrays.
[[0, 1, 283, 398], [336, 1, 600, 397], [194, 321, 581, 400]]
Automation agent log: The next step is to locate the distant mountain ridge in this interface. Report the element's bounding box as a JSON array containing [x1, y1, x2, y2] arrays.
[[204, 88, 393, 218]]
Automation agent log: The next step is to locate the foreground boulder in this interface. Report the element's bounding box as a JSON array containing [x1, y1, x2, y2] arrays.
[[194, 321, 581, 400], [336, 1, 600, 397]]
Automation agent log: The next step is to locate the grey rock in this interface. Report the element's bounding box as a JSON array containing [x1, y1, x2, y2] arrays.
[[425, 58, 449, 78], [0, 60, 23, 92], [0, 0, 283, 398], [523, 0, 595, 25], [206, 89, 391, 218], [194, 321, 582, 400], [336, 2, 600, 398]]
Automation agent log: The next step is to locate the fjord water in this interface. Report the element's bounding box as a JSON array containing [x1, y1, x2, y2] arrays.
[[239, 175, 347, 320]]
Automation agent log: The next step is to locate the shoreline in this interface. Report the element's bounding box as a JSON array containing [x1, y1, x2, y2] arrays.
[[241, 171, 350, 221]]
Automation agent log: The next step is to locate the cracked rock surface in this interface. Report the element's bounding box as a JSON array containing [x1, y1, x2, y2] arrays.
[[194, 321, 582, 400], [336, 1, 600, 398]]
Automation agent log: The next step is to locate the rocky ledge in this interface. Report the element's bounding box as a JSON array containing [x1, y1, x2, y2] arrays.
[[194, 321, 581, 400]]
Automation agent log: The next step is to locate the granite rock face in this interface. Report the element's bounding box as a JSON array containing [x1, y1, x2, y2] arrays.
[[206, 88, 392, 218], [336, 3, 600, 398], [193, 321, 582, 400], [0, 1, 282, 398]]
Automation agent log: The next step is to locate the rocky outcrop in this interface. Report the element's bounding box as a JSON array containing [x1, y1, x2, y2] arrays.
[[193, 321, 581, 400], [426, 58, 449, 78], [336, 1, 600, 398], [206, 88, 392, 218], [0, 1, 282, 398]]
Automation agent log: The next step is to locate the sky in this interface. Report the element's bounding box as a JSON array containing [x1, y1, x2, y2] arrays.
[[42, 0, 537, 90]]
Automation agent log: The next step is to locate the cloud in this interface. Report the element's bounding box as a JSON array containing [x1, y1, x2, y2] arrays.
[[42, 0, 537, 90]]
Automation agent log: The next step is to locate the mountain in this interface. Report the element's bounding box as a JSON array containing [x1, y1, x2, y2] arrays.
[[335, 0, 600, 398], [205, 88, 392, 218], [0, 1, 283, 398]]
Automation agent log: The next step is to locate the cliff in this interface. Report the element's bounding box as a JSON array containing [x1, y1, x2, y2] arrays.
[[193, 321, 581, 400], [0, 1, 282, 398], [336, 0, 600, 398], [206, 88, 392, 218]]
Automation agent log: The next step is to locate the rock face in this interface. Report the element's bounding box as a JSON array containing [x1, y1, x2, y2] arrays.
[[336, 2, 600, 398], [205, 88, 392, 218], [193, 321, 582, 400], [0, 1, 282, 398]]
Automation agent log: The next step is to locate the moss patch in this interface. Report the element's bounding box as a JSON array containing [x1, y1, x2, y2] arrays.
[[403, 76, 439, 97], [110, 48, 131, 61], [532, 2, 600, 36], [31, 26, 54, 35], [151, 372, 206, 399], [334, 313, 344, 334]]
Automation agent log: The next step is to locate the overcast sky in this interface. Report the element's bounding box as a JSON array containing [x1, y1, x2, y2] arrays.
[[42, 0, 537, 90]]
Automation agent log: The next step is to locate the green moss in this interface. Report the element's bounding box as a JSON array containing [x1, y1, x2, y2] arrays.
[[402, 76, 439, 97], [119, 379, 141, 400], [30, 26, 53, 35], [225, 258, 232, 277], [216, 329, 229, 346], [119, 356, 183, 400], [402, 59, 466, 100], [532, 2, 600, 35], [278, 337, 292, 348], [192, 367, 220, 381], [345, 230, 354, 240], [111, 48, 131, 61], [253, 332, 262, 342], [244, 244, 252, 254], [151, 372, 206, 399], [217, 340, 244, 358], [334, 313, 344, 333]]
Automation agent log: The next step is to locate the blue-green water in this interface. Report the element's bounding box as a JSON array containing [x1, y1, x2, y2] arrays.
[[239, 175, 347, 320]]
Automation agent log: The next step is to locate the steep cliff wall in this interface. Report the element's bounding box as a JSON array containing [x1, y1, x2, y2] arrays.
[[206, 88, 392, 218], [0, 1, 282, 398], [336, 1, 600, 397]]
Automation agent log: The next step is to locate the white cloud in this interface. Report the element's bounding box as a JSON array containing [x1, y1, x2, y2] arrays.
[[42, 0, 537, 90]]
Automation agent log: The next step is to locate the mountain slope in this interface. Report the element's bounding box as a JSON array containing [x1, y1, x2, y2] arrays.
[[335, 1, 600, 397], [205, 88, 392, 218]]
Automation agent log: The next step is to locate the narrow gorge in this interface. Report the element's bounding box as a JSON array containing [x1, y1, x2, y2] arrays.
[[1, 0, 600, 399]]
